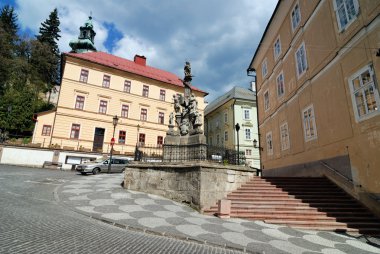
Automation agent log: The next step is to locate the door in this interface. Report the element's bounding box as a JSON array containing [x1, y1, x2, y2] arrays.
[[93, 128, 105, 152]]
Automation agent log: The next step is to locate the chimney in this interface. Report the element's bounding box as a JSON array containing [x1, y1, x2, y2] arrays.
[[134, 55, 146, 66]]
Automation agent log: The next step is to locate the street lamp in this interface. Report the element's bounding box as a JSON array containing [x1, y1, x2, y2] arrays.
[[253, 139, 263, 151], [235, 123, 240, 165], [108, 115, 119, 173]]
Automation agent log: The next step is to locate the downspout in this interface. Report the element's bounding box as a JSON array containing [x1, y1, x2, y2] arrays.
[[232, 99, 236, 150], [247, 68, 262, 171]]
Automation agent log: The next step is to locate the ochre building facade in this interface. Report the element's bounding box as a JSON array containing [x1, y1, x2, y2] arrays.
[[32, 52, 206, 155], [247, 0, 380, 213]]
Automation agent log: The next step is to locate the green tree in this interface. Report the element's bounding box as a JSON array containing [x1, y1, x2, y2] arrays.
[[0, 5, 19, 96], [36, 8, 61, 103]]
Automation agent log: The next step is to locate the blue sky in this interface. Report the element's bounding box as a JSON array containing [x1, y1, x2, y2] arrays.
[[1, 0, 277, 102]]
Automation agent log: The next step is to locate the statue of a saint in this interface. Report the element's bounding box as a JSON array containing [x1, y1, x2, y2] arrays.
[[184, 61, 191, 79], [169, 112, 174, 126]]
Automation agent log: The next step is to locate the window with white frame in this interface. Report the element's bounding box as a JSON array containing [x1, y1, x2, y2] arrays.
[[245, 128, 251, 140], [276, 72, 285, 97], [333, 0, 359, 32], [262, 58, 268, 78], [302, 105, 317, 141], [121, 104, 129, 118], [245, 149, 252, 156], [274, 37, 281, 60], [349, 64, 379, 121], [102, 75, 110, 88], [124, 80, 131, 93], [280, 122, 290, 150], [291, 3, 301, 31], [264, 90, 270, 111], [224, 131, 228, 141], [244, 109, 250, 120], [266, 132, 273, 155], [295, 43, 308, 77]]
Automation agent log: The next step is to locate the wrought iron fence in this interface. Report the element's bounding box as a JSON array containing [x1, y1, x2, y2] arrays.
[[134, 143, 246, 165]]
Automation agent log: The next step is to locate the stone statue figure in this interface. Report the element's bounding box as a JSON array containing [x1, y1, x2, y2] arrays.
[[184, 61, 191, 80], [173, 95, 181, 114], [169, 112, 174, 126], [167, 61, 203, 136]]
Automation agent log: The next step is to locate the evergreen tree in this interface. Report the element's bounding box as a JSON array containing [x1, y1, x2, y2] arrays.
[[36, 8, 61, 102], [0, 5, 19, 96]]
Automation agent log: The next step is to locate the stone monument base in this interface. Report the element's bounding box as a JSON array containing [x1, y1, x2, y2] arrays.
[[163, 134, 207, 162]]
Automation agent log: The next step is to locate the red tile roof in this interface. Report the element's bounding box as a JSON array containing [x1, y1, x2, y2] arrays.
[[64, 51, 207, 95]]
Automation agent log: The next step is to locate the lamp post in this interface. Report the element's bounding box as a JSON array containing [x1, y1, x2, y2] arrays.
[[253, 139, 263, 151], [235, 123, 240, 165], [108, 115, 119, 173]]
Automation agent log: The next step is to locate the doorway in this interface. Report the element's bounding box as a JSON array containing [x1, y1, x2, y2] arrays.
[[93, 128, 105, 152]]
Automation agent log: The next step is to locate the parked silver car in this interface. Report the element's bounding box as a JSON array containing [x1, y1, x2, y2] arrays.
[[76, 157, 129, 175]]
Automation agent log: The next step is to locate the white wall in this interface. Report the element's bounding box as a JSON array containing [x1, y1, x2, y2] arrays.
[[1, 147, 54, 167]]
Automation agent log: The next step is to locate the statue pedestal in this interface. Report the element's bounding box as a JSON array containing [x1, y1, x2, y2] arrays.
[[163, 134, 207, 162]]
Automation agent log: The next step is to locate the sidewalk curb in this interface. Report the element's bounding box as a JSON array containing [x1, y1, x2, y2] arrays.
[[54, 182, 260, 254]]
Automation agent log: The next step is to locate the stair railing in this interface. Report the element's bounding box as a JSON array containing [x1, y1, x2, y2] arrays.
[[320, 161, 353, 184], [320, 161, 380, 203]]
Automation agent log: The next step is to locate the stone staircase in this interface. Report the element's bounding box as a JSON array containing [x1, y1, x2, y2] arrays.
[[204, 177, 380, 235]]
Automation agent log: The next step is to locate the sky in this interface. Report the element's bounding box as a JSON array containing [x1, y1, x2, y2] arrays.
[[1, 0, 277, 102]]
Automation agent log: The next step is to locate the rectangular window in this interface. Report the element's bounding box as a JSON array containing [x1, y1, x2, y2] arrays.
[[291, 3, 301, 31], [99, 100, 107, 114], [41, 125, 52, 136], [139, 133, 145, 146], [224, 131, 228, 141], [142, 85, 149, 97], [158, 112, 164, 124], [245, 129, 251, 140], [118, 130, 126, 144], [124, 80, 131, 93], [264, 90, 270, 111], [244, 109, 250, 120], [302, 105, 318, 141], [157, 136, 163, 146], [209, 137, 213, 145], [75, 95, 85, 110], [280, 122, 290, 150], [140, 108, 147, 121], [276, 72, 285, 97], [102, 75, 110, 88], [121, 104, 129, 118], [261, 59, 268, 78], [334, 0, 359, 31], [79, 69, 88, 83], [349, 64, 379, 121], [70, 124, 80, 139], [245, 149, 252, 156], [266, 131, 273, 155], [224, 112, 228, 123], [216, 134, 220, 145], [295, 43, 307, 77], [274, 37, 281, 60], [159, 89, 166, 101]]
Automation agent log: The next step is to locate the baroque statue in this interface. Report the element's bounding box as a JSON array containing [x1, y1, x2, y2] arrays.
[[167, 61, 203, 136]]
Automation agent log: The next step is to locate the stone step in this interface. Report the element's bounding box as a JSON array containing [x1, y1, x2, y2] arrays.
[[232, 214, 376, 222], [263, 219, 380, 229]]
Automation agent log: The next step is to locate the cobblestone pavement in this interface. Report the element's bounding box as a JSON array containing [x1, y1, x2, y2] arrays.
[[0, 165, 245, 254], [58, 173, 380, 254]]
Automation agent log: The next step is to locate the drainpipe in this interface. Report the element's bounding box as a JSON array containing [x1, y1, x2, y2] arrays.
[[247, 68, 262, 172]]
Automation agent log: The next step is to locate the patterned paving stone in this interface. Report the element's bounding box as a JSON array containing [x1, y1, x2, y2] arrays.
[[262, 228, 292, 241], [303, 235, 336, 248], [244, 230, 277, 243], [345, 240, 380, 253], [222, 222, 252, 233], [270, 240, 309, 254], [76, 206, 100, 214], [176, 224, 209, 237], [129, 211, 154, 219], [119, 205, 146, 213], [101, 212, 133, 220], [138, 217, 170, 228], [288, 237, 325, 252], [200, 223, 231, 234], [89, 199, 116, 206], [153, 211, 177, 218]]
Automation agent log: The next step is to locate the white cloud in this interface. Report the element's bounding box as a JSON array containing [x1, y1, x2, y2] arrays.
[[12, 0, 277, 101]]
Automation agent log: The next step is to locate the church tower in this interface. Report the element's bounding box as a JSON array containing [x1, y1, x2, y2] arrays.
[[69, 16, 97, 53]]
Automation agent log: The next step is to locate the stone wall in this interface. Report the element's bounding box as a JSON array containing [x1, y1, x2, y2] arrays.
[[124, 162, 256, 211]]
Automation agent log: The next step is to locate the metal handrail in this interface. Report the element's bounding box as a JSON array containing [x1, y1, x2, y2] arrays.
[[320, 161, 353, 183]]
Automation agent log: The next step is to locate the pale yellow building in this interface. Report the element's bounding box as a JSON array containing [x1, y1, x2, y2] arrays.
[[32, 17, 207, 156], [247, 0, 380, 213], [204, 86, 260, 168]]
